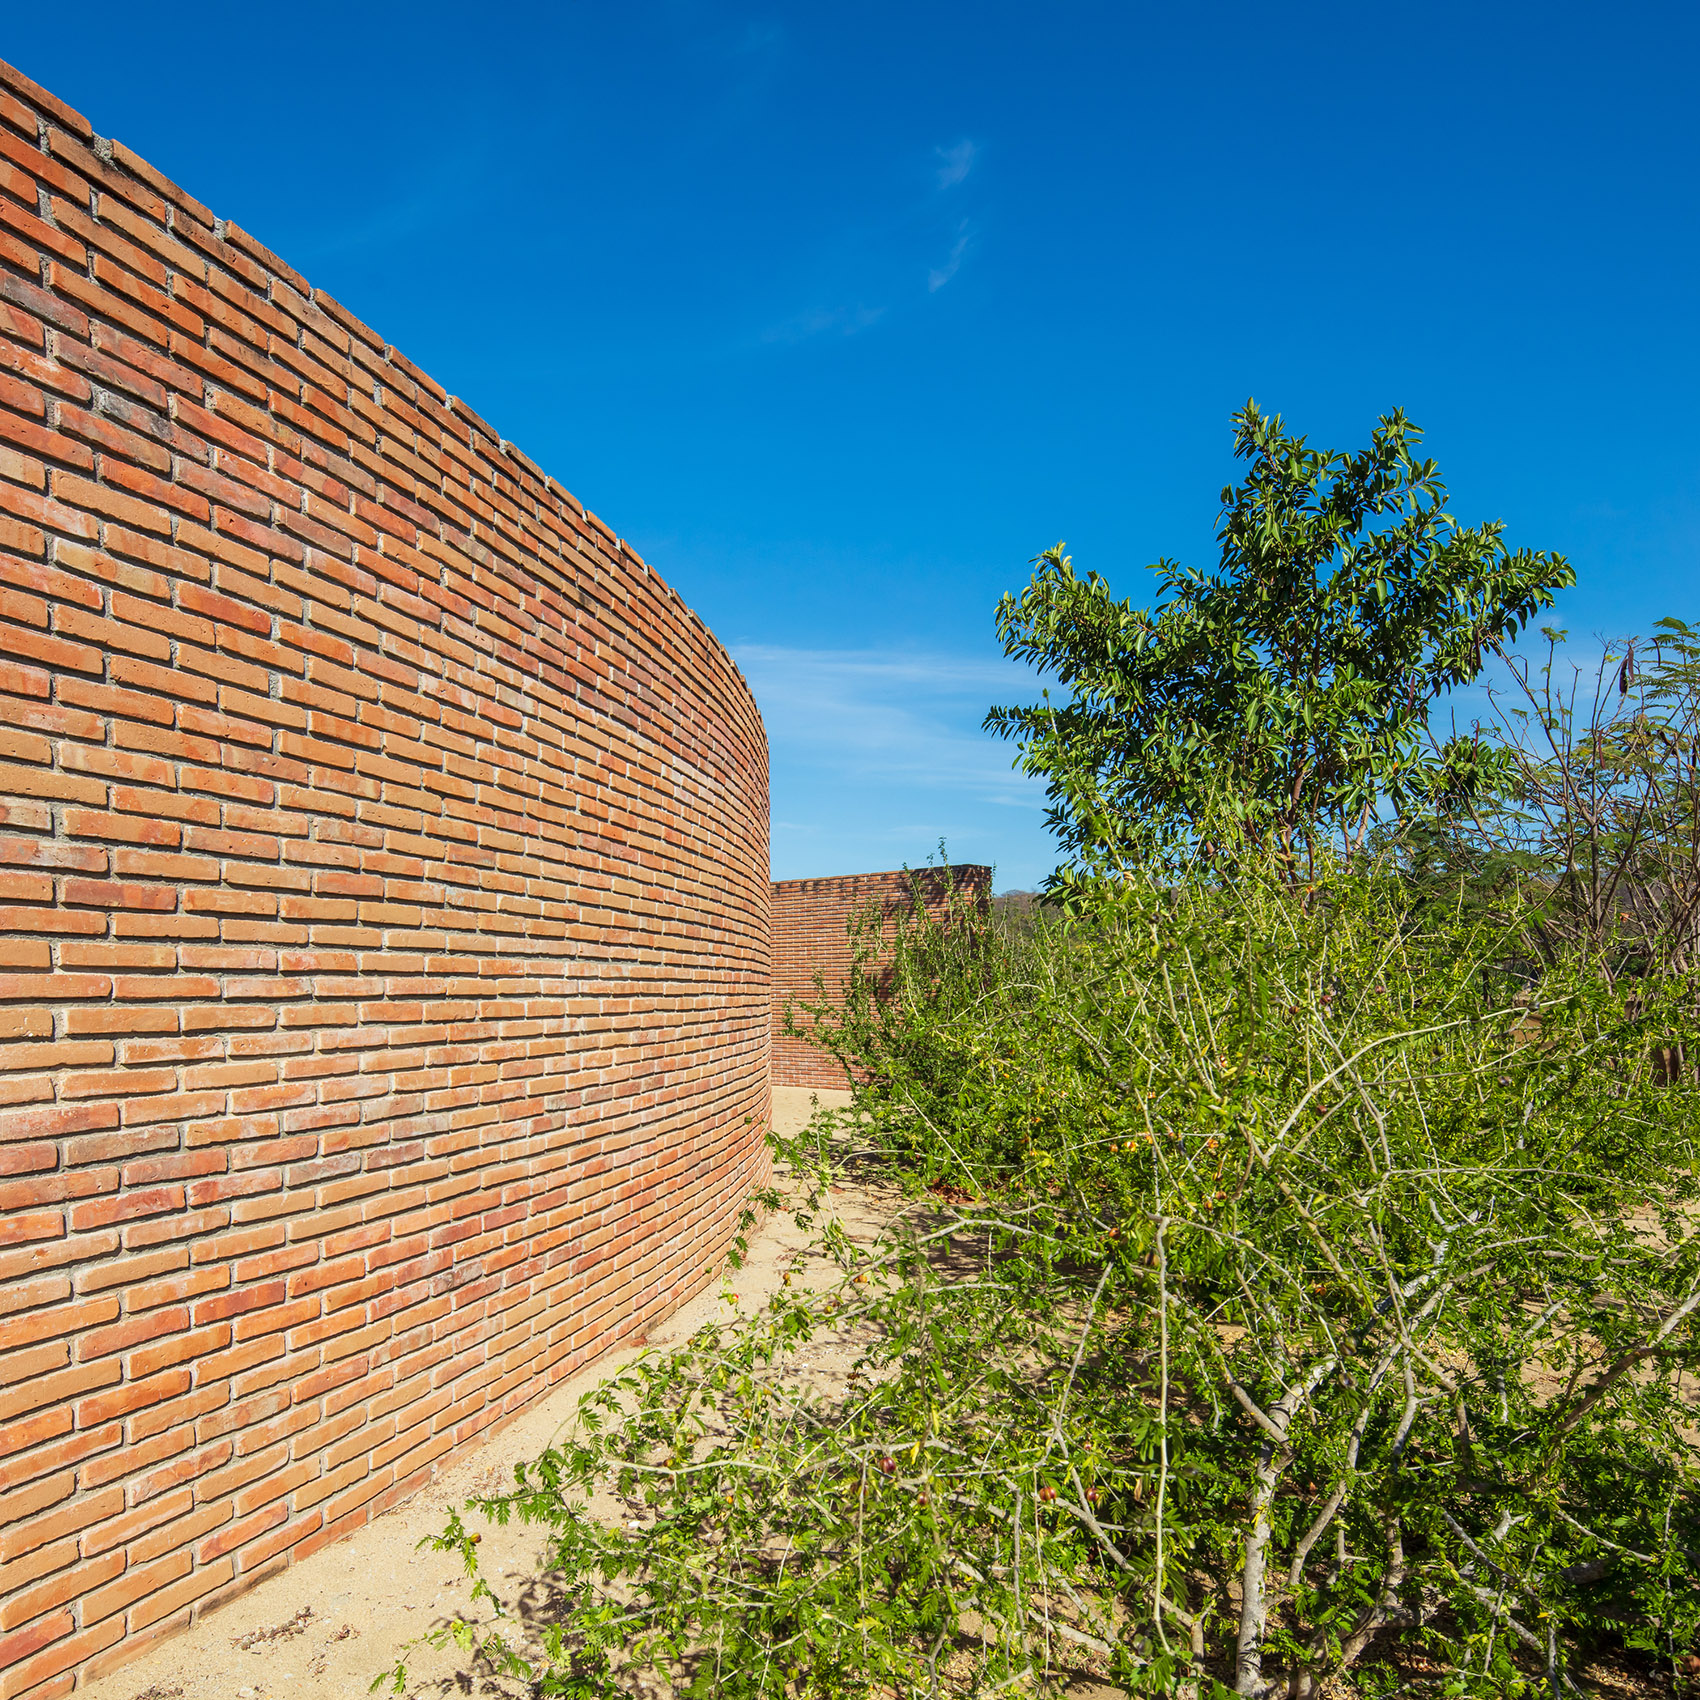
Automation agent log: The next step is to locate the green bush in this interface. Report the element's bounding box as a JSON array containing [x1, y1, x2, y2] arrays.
[[405, 865, 1700, 1698]]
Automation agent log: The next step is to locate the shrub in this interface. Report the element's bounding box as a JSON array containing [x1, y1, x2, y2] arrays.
[[406, 864, 1700, 1697], [1407, 619, 1700, 984]]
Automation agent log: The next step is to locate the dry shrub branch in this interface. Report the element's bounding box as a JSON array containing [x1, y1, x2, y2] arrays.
[[401, 867, 1700, 1698]]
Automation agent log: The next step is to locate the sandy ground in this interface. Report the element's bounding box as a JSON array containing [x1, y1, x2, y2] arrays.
[[78, 1087, 866, 1700]]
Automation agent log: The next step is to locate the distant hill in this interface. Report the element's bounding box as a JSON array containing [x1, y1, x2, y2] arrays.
[[989, 889, 1045, 934]]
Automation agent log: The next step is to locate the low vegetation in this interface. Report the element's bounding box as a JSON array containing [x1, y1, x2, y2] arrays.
[[401, 407, 1700, 1697]]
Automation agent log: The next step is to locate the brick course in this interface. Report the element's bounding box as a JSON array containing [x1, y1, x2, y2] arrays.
[[770, 867, 990, 1090], [0, 57, 769, 1698]]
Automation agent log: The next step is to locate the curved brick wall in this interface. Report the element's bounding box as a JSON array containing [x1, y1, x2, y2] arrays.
[[0, 59, 770, 1699], [771, 868, 990, 1089]]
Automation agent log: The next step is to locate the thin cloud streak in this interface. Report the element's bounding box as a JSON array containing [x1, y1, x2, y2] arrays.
[[737, 643, 1055, 888], [750, 141, 981, 351], [935, 139, 977, 189], [928, 221, 973, 292], [734, 643, 1045, 804], [760, 302, 887, 344]]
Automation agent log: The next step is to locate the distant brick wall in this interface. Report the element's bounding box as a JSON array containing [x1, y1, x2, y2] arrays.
[[770, 867, 991, 1090], [0, 58, 770, 1699]]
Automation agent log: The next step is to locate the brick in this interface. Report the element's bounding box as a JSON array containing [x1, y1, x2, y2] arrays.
[[0, 1405, 71, 1476], [58, 1067, 176, 1101], [0, 1470, 74, 1539], [0, 1211, 63, 1251], [74, 1303, 188, 1359], [0, 267, 88, 338], [130, 1498, 228, 1563], [0, 1550, 123, 1631], [75, 1366, 190, 1426], [0, 61, 92, 136], [131, 1554, 234, 1632], [78, 1551, 191, 1631], [0, 1274, 70, 1319], [0, 1618, 123, 1700], [0, 1615, 72, 1685], [770, 869, 986, 1085], [75, 1486, 190, 1564], [129, 1321, 229, 1377], [193, 1500, 281, 1563], [0, 1418, 119, 1496], [0, 48, 773, 1699], [0, 196, 85, 268], [0, 1535, 78, 1603], [72, 1247, 185, 1293], [49, 474, 173, 538], [0, 1350, 71, 1415], [0, 346, 89, 416], [0, 1296, 116, 1355], [0, 1482, 120, 1562]]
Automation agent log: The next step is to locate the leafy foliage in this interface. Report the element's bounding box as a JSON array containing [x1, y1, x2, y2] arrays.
[[403, 869, 1700, 1697], [1405, 619, 1700, 981], [985, 405, 1573, 885], [393, 412, 1700, 1698]]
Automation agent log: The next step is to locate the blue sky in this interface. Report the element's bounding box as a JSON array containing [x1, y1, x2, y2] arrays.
[[9, 2, 1696, 890]]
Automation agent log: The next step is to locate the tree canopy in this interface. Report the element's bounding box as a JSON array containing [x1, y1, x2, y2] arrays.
[[985, 403, 1574, 881]]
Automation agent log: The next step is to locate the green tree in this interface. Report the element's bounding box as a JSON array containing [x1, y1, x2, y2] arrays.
[[985, 403, 1574, 882]]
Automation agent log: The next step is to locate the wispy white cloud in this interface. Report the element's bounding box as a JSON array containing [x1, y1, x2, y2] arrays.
[[760, 302, 887, 345], [935, 139, 978, 190], [733, 643, 1043, 806], [928, 221, 973, 292], [731, 643, 1060, 889], [747, 141, 981, 351]]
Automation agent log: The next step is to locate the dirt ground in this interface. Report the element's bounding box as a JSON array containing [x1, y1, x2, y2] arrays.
[[78, 1086, 868, 1700]]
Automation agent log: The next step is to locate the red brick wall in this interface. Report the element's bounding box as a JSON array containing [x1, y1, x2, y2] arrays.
[[770, 867, 991, 1090], [0, 58, 770, 1699]]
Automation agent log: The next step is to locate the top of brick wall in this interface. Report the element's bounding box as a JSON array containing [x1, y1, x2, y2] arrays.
[[0, 55, 754, 725], [772, 866, 993, 893]]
